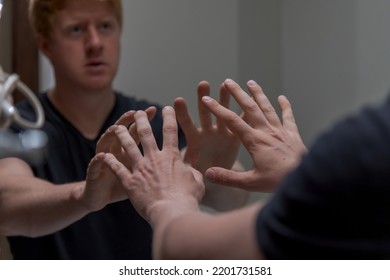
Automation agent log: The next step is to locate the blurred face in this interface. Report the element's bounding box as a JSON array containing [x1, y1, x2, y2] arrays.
[[40, 0, 121, 92]]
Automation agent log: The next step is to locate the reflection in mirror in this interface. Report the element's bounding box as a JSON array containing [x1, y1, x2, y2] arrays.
[[0, 0, 3, 19]]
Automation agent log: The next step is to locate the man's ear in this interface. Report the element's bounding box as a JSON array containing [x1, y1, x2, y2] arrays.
[[36, 34, 52, 60]]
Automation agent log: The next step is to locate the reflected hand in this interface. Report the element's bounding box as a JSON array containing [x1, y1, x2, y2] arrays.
[[174, 81, 240, 174]]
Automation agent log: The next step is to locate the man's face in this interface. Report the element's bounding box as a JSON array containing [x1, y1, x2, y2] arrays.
[[42, 0, 121, 92]]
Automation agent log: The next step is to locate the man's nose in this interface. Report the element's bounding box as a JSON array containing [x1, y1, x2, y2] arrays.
[[86, 26, 103, 53]]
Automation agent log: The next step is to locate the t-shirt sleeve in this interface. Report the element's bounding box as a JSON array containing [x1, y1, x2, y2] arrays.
[[256, 102, 390, 259]]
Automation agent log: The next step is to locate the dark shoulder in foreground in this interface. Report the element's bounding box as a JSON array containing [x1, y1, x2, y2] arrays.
[[256, 96, 390, 260]]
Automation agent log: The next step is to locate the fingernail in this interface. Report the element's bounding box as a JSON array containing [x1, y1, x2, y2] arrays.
[[225, 78, 234, 84], [248, 80, 258, 86], [163, 106, 174, 111], [202, 96, 213, 102]]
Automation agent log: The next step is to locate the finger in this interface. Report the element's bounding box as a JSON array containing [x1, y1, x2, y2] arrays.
[[205, 167, 269, 192], [174, 97, 198, 140], [86, 153, 105, 181], [191, 167, 205, 188], [114, 125, 143, 169], [216, 83, 231, 130], [202, 96, 253, 143], [145, 106, 158, 120], [96, 125, 117, 153], [97, 125, 124, 156], [247, 80, 282, 128], [111, 126, 125, 155], [114, 110, 136, 126], [224, 79, 269, 129], [197, 81, 213, 129], [278, 95, 299, 132], [128, 106, 157, 145], [190, 167, 206, 200], [162, 106, 179, 151], [134, 110, 159, 156], [102, 153, 133, 188], [205, 167, 254, 189]]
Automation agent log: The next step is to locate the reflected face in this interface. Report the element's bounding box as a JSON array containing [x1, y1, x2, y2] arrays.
[[43, 0, 121, 92]]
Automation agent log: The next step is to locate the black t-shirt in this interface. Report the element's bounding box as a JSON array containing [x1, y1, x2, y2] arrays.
[[8, 92, 186, 260], [257, 98, 390, 259]]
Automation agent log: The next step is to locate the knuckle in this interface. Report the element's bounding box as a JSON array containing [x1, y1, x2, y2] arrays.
[[163, 123, 177, 133], [138, 127, 153, 138]]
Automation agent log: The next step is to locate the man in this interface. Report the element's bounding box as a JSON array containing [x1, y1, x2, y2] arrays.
[[101, 78, 390, 259], [0, 0, 247, 259]]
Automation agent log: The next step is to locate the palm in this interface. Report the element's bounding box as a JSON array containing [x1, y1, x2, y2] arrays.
[[175, 81, 240, 174], [184, 124, 239, 173]]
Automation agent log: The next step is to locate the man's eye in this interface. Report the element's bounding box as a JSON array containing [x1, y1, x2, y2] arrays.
[[100, 22, 112, 30], [70, 25, 82, 34]]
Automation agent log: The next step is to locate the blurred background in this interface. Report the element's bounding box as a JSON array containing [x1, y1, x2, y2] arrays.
[[2, 1, 390, 257]]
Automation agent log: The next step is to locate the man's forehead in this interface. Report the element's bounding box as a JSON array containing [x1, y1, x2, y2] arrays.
[[54, 1, 116, 22]]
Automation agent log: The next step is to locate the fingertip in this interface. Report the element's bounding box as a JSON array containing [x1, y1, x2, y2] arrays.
[[124, 110, 135, 117], [95, 152, 106, 159], [247, 80, 258, 87], [163, 105, 174, 112], [145, 106, 157, 113], [106, 125, 117, 133], [174, 97, 184, 103], [134, 110, 147, 119], [224, 78, 235, 84], [201, 96, 213, 103], [204, 168, 216, 182], [278, 95, 291, 107]]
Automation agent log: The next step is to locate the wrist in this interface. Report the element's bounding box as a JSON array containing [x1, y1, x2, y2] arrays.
[[147, 198, 199, 229], [70, 182, 100, 214]]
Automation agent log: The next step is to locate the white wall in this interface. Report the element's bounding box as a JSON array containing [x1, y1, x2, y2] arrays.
[[281, 0, 358, 144], [238, 0, 281, 95], [356, 0, 390, 107], [281, 0, 390, 145], [116, 0, 239, 115]]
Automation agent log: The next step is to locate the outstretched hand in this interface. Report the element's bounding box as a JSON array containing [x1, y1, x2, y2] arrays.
[[174, 81, 240, 174], [174, 81, 249, 210], [202, 79, 307, 192], [97, 107, 205, 225], [82, 107, 157, 211]]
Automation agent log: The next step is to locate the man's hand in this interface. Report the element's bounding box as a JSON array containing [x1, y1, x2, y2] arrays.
[[98, 107, 205, 224], [174, 81, 240, 174], [81, 107, 157, 211], [202, 79, 307, 192], [174, 81, 248, 210]]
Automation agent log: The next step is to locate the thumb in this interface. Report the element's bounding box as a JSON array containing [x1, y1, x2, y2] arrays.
[[86, 153, 105, 182], [205, 167, 250, 189]]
